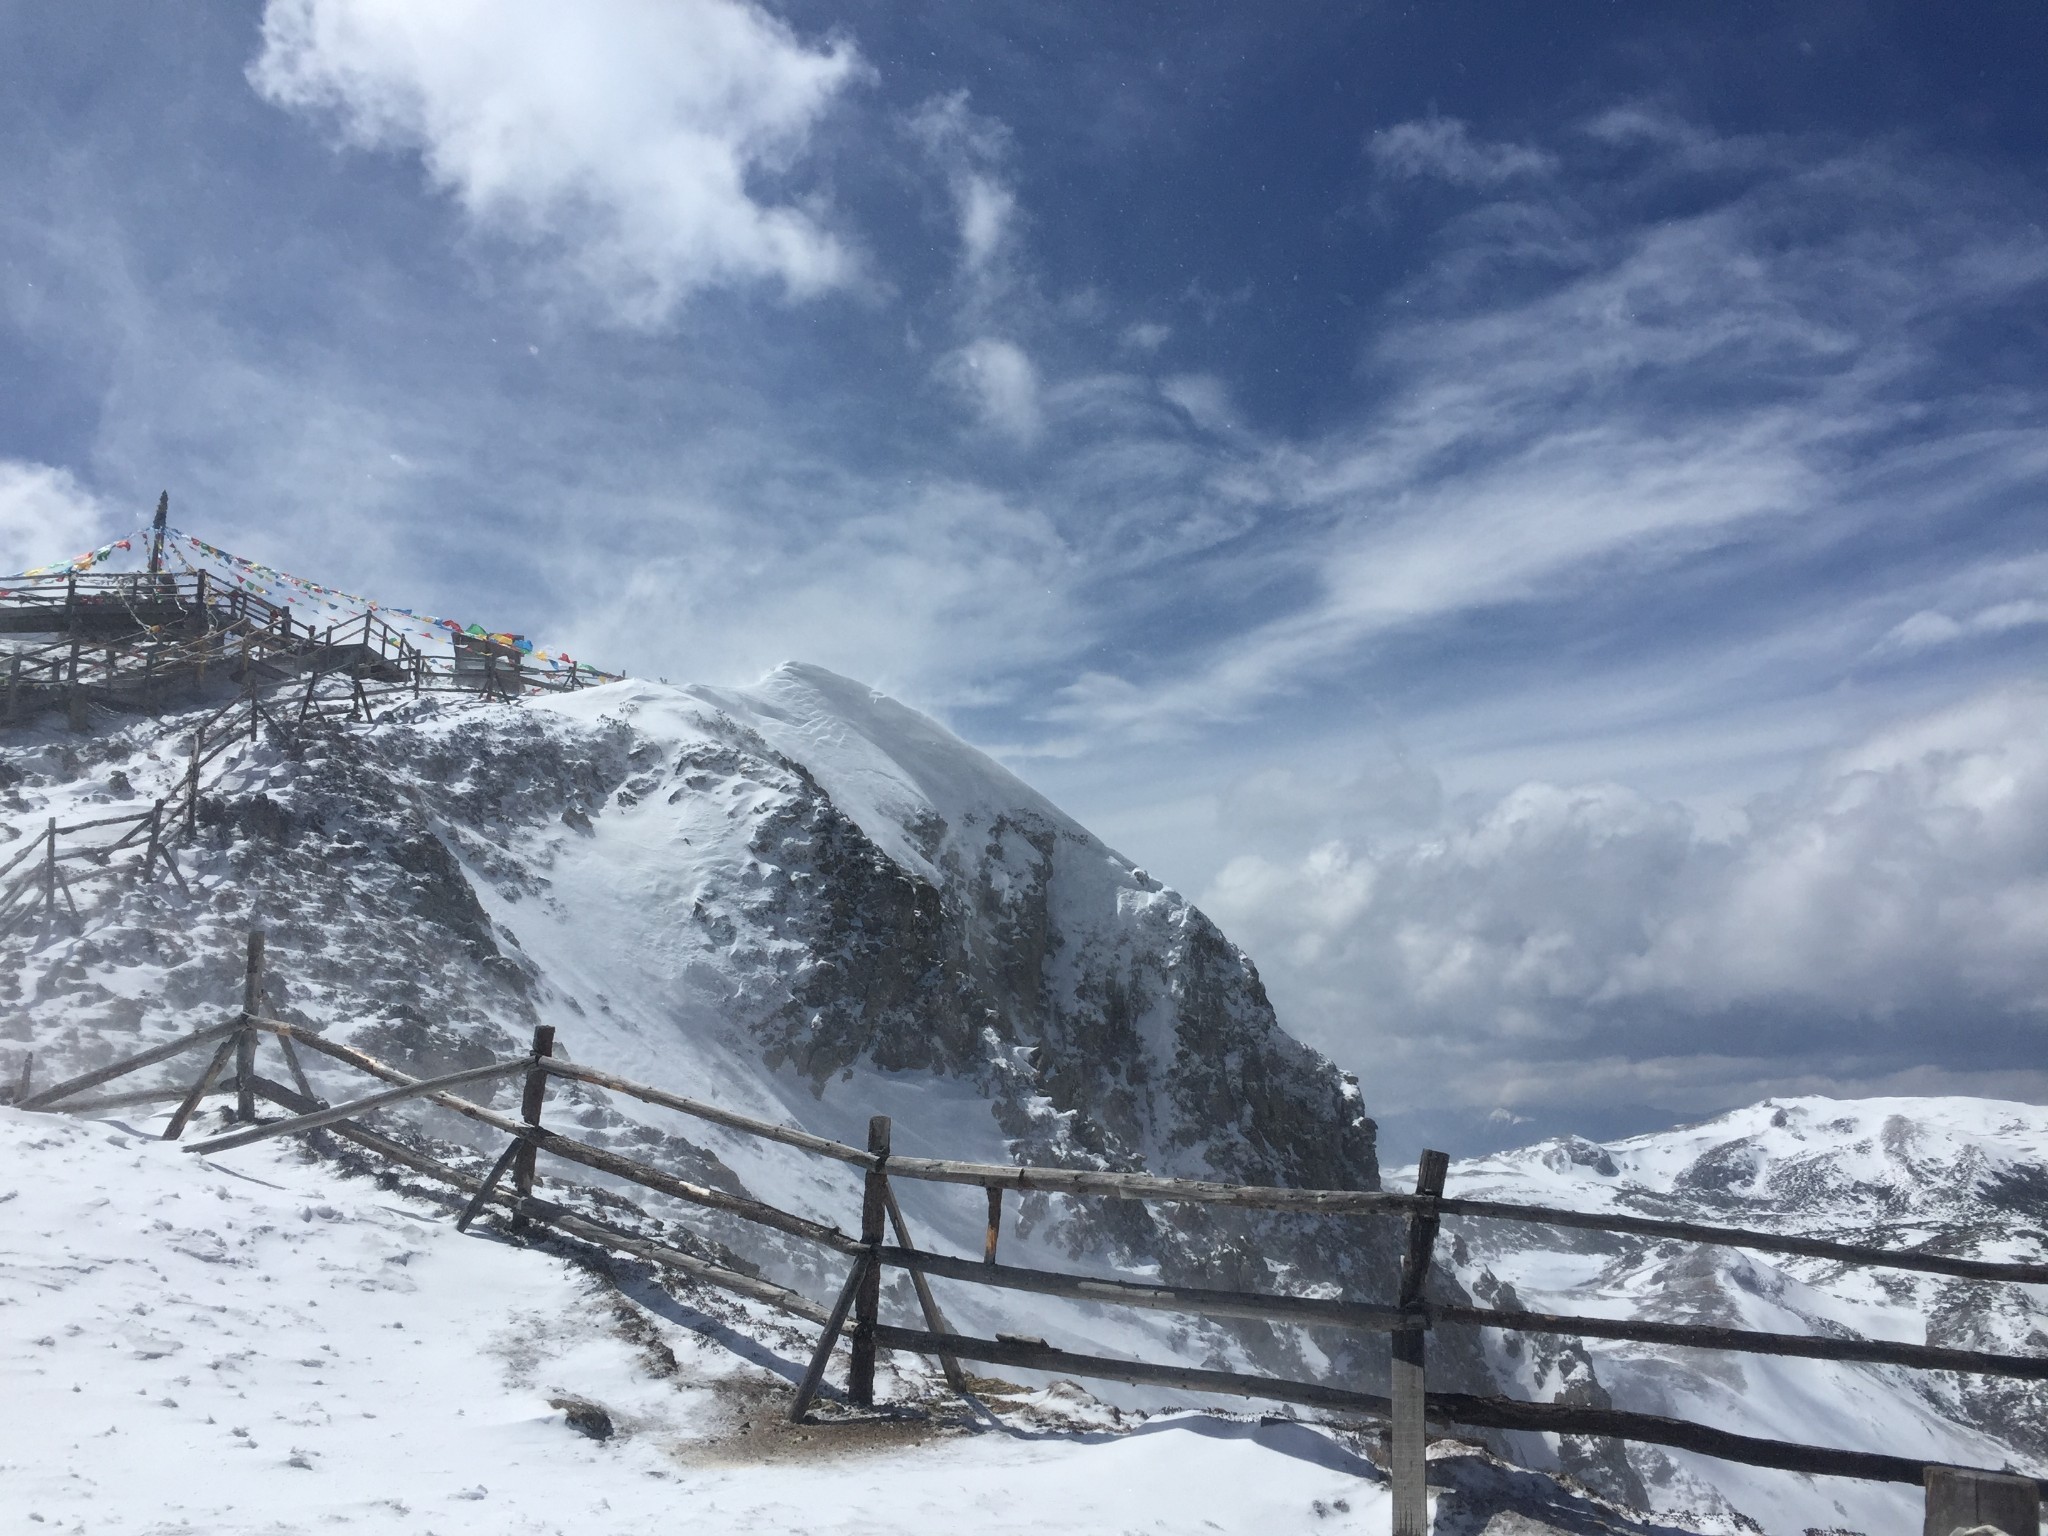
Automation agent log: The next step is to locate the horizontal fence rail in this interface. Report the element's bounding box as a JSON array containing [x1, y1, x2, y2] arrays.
[[16, 927, 2047, 1535]]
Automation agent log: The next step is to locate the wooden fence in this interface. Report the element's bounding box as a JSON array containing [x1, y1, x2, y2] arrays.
[[0, 570, 609, 719], [9, 931, 2045, 1536]]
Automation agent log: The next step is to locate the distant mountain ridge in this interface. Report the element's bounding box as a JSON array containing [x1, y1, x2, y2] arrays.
[[1427, 1094, 2048, 1531]]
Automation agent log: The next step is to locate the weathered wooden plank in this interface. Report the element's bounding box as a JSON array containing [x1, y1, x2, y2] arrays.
[[1433, 1195, 2048, 1286], [540, 1059, 876, 1168], [52, 1081, 232, 1113], [881, 1156, 2048, 1284], [20, 1017, 242, 1110], [984, 1184, 1003, 1264], [524, 1120, 860, 1255], [876, 1246, 1414, 1332], [1426, 1390, 2048, 1494], [1434, 1302, 2048, 1380], [182, 1059, 527, 1154], [52, 810, 156, 835], [512, 1193, 830, 1326], [252, 1017, 860, 1253], [871, 1324, 1392, 1417]]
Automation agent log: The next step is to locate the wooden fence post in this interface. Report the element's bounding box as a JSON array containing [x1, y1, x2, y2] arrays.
[[1392, 1149, 1449, 1536], [41, 817, 56, 922], [510, 1025, 555, 1233], [1924, 1465, 2040, 1535], [185, 731, 202, 837], [984, 1184, 1004, 1263], [236, 930, 265, 1122], [847, 1113, 891, 1407]]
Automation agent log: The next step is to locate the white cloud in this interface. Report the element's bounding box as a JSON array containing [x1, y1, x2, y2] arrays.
[[941, 337, 1042, 443], [1367, 116, 1556, 187], [249, 0, 864, 325], [1204, 683, 2048, 1125], [0, 461, 110, 575]]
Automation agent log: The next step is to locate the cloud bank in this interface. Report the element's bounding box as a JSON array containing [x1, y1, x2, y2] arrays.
[[1205, 684, 2048, 1143]]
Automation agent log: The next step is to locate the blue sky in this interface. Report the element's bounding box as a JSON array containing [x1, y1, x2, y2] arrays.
[[3, 1, 2046, 1154]]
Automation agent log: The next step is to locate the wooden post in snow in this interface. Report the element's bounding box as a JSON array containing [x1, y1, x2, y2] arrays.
[[509, 1025, 555, 1233], [1391, 1149, 1449, 1536], [984, 1184, 1003, 1263], [847, 1114, 891, 1407], [236, 930, 265, 1122]]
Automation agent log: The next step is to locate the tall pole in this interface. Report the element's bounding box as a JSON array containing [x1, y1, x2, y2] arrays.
[[148, 492, 170, 580]]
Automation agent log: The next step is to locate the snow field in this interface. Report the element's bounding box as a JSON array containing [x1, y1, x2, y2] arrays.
[[0, 1106, 1406, 1536]]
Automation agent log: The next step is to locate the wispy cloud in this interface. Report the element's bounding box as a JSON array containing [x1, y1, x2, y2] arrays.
[[250, 0, 866, 325], [1367, 116, 1556, 187], [1036, 124, 2048, 744]]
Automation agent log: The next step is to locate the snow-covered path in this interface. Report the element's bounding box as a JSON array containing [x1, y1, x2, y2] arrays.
[[0, 1106, 1426, 1536]]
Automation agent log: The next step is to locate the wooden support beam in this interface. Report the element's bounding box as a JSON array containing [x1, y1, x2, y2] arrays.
[[1425, 1390, 2048, 1494], [875, 1246, 1415, 1332], [871, 1323, 1393, 1419], [792, 1253, 874, 1423], [19, 1016, 242, 1110], [455, 1139, 523, 1233], [877, 1181, 966, 1393], [847, 1115, 891, 1407], [1434, 1302, 2048, 1381], [181, 1058, 527, 1154], [877, 1154, 2048, 1285], [984, 1184, 1002, 1264], [540, 1059, 876, 1167], [162, 1037, 237, 1141], [1392, 1149, 1448, 1536]]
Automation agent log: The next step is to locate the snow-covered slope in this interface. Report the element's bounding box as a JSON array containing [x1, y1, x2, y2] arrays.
[[1425, 1096, 2048, 1533], [0, 666, 1405, 1389]]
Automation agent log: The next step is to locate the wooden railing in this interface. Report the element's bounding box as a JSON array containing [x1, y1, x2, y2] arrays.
[[9, 930, 2045, 1536], [0, 570, 603, 712]]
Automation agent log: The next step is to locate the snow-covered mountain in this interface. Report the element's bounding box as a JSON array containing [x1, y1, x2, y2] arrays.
[[2, 665, 1427, 1389], [1427, 1096, 2048, 1533]]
